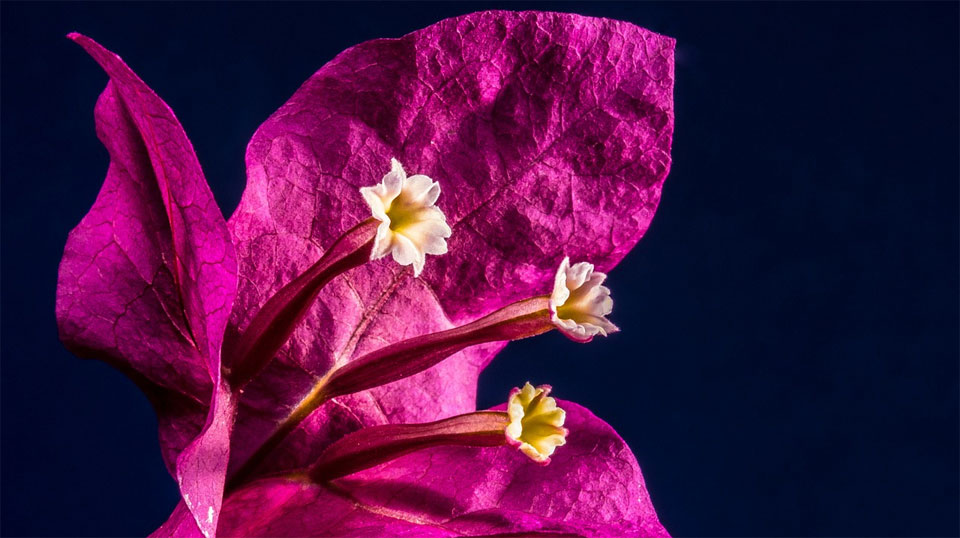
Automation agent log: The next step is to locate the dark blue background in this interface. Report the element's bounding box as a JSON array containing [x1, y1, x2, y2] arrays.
[[2, 2, 957, 536]]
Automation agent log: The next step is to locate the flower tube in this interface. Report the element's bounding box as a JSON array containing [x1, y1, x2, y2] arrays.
[[321, 257, 619, 398], [228, 258, 617, 489], [308, 383, 567, 481]]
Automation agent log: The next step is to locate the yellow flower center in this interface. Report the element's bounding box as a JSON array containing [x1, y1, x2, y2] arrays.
[[385, 191, 428, 234]]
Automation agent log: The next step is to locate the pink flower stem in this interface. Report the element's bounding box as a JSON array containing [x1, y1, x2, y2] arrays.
[[225, 218, 379, 388], [320, 295, 554, 399], [308, 412, 510, 481]]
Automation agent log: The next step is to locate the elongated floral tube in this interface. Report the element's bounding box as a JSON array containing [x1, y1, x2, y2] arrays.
[[308, 383, 567, 481], [226, 218, 379, 387], [227, 296, 553, 489], [319, 296, 554, 399], [318, 254, 621, 398], [228, 258, 618, 489], [308, 412, 510, 481]]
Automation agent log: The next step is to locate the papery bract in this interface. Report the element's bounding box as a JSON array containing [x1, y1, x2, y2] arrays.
[[215, 402, 667, 537], [225, 8, 673, 482], [58, 9, 674, 538], [56, 34, 238, 537]]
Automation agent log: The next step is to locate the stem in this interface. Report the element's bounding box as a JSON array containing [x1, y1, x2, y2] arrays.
[[226, 218, 379, 388]]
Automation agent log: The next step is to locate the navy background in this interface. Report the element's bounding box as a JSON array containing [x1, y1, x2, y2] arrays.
[[2, 2, 957, 536]]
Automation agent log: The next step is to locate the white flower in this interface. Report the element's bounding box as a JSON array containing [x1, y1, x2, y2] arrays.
[[549, 257, 619, 342], [505, 382, 568, 464], [360, 159, 451, 277]]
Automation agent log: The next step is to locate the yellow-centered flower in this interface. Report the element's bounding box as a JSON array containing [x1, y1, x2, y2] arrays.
[[505, 382, 568, 464], [360, 158, 451, 277], [549, 256, 619, 342]]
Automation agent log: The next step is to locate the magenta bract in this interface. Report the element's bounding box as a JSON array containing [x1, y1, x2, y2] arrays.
[[57, 10, 674, 538], [57, 33, 239, 537], [215, 403, 667, 537]]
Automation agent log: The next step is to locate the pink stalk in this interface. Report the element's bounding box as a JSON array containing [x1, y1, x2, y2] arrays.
[[320, 296, 553, 399], [226, 218, 379, 387], [309, 412, 510, 481]]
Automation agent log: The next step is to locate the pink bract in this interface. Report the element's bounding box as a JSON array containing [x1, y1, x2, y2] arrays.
[[212, 403, 667, 537], [57, 33, 239, 537], [56, 10, 674, 538]]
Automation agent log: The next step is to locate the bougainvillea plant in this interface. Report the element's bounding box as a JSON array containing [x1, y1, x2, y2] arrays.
[[56, 10, 674, 538]]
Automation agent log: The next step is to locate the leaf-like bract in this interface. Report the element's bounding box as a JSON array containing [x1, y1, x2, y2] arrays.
[[59, 10, 673, 537], [57, 34, 238, 537], [226, 8, 673, 480]]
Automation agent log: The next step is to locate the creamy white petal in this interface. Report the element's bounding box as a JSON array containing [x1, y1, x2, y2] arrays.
[[370, 222, 394, 260], [361, 187, 390, 222], [391, 233, 419, 267], [383, 158, 406, 196], [565, 261, 593, 290], [550, 257, 572, 308], [423, 182, 441, 206], [403, 174, 436, 203]]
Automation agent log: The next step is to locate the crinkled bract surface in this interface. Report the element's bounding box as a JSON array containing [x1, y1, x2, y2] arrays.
[[56, 9, 674, 538], [194, 404, 667, 538], [227, 6, 673, 478]]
